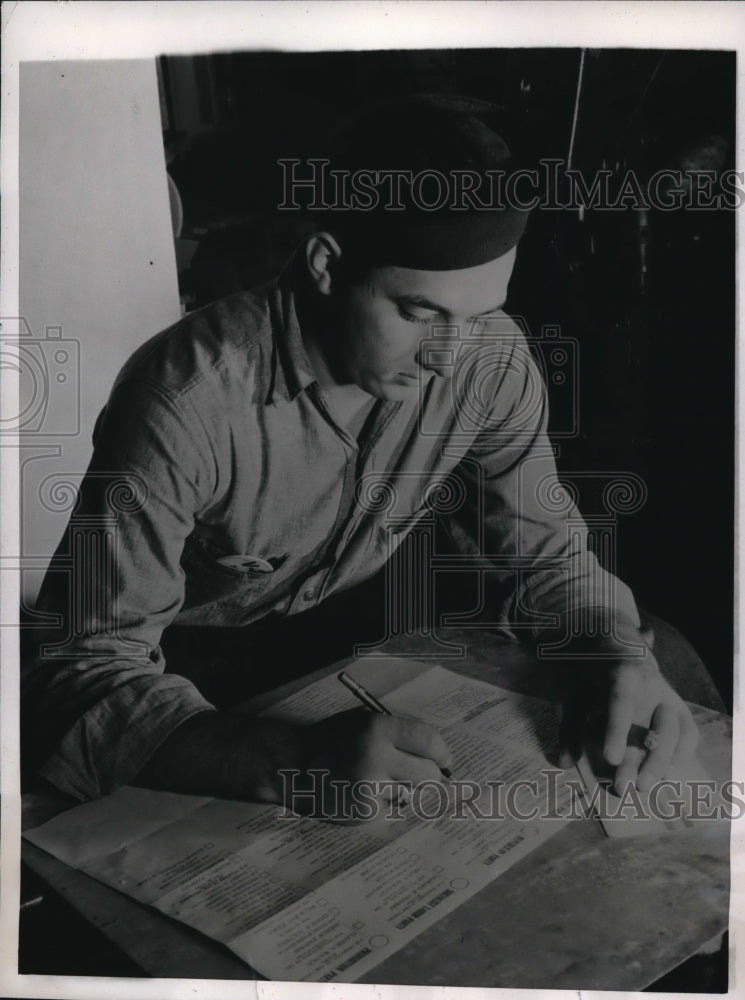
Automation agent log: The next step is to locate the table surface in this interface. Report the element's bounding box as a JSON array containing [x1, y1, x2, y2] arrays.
[[21, 625, 732, 989]]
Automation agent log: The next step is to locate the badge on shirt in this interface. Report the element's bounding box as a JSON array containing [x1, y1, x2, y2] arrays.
[[217, 554, 276, 573]]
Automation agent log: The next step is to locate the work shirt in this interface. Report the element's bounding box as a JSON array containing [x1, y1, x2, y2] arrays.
[[23, 269, 639, 800]]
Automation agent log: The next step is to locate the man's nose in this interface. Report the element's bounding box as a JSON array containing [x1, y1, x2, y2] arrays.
[[416, 334, 460, 378]]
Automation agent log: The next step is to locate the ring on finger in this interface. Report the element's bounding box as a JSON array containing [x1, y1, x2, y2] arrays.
[[643, 729, 659, 752]]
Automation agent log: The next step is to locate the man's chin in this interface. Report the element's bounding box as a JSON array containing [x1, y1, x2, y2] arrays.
[[375, 380, 421, 401]]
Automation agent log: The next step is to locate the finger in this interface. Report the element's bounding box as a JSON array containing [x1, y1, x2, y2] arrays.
[[637, 703, 679, 791], [677, 706, 700, 758], [613, 746, 645, 796], [392, 718, 452, 768], [603, 671, 641, 766], [398, 783, 412, 804], [376, 779, 413, 804], [558, 687, 586, 768], [390, 750, 445, 786]]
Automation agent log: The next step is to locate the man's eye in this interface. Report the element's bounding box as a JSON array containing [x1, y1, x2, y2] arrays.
[[397, 307, 438, 325]]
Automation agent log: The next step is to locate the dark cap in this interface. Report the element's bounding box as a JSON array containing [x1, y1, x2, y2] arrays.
[[316, 94, 531, 270]]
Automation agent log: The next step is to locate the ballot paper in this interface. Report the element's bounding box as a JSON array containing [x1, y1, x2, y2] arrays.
[[26, 663, 581, 982]]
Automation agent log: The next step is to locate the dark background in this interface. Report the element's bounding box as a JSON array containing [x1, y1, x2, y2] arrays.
[[157, 48, 735, 708]]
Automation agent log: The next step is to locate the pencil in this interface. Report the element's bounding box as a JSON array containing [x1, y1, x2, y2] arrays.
[[337, 670, 453, 780]]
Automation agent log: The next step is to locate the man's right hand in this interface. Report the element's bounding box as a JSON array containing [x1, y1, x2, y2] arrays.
[[292, 709, 452, 818]]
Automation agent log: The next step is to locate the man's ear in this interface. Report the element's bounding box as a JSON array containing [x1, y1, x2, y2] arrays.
[[304, 233, 343, 296]]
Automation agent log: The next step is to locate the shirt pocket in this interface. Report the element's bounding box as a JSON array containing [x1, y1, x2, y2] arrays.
[[180, 533, 279, 612]]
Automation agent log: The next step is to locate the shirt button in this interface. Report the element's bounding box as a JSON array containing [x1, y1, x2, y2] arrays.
[[303, 588, 316, 602]]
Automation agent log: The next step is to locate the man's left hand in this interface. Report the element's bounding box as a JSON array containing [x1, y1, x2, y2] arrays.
[[600, 654, 699, 793], [558, 634, 699, 794]]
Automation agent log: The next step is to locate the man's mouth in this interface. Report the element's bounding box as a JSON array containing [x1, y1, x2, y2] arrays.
[[397, 369, 438, 382]]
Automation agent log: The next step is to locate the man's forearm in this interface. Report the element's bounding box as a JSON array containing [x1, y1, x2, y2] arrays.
[[135, 710, 311, 803], [134, 706, 454, 814]]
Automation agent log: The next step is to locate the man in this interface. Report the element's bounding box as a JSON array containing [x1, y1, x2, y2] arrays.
[[22, 95, 697, 811]]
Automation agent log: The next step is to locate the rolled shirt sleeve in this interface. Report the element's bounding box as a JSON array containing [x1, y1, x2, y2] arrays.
[[22, 378, 218, 800]]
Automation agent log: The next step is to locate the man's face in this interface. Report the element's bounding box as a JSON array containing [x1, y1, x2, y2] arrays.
[[324, 247, 517, 401]]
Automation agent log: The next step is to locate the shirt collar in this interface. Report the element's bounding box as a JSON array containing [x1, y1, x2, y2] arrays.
[[266, 257, 318, 405]]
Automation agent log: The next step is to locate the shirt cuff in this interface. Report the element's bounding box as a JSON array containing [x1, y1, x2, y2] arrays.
[[37, 673, 214, 801], [527, 571, 641, 639]]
